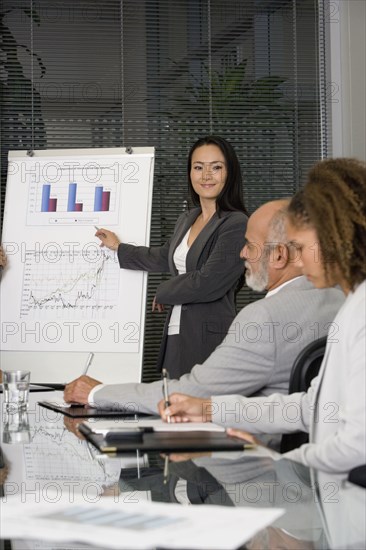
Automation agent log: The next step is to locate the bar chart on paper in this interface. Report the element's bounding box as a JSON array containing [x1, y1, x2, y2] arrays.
[[20, 249, 120, 320], [40, 182, 113, 213], [26, 161, 121, 226]]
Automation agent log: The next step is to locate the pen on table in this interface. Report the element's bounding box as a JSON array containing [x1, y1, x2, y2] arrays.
[[162, 368, 171, 424], [163, 455, 169, 484], [83, 352, 94, 376]]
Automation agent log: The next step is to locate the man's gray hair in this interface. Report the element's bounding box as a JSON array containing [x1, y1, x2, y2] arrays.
[[266, 205, 289, 246]]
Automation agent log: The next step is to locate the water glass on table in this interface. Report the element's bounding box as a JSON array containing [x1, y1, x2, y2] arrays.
[[2, 370, 31, 412], [3, 410, 31, 444]]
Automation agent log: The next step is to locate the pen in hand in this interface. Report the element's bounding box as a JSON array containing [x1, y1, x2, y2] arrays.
[[83, 352, 94, 376], [94, 225, 107, 238], [94, 226, 120, 250], [162, 368, 171, 424], [163, 455, 169, 484], [64, 353, 94, 407]]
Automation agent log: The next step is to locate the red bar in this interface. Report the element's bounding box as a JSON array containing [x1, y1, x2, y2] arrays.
[[74, 203, 83, 211], [101, 191, 110, 211], [48, 198, 57, 212]]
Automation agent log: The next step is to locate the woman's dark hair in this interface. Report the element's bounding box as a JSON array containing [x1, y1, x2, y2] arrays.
[[187, 136, 248, 214], [288, 157, 366, 291]]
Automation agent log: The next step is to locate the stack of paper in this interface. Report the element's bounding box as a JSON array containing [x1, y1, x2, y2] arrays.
[[82, 417, 226, 434], [1, 493, 284, 550]]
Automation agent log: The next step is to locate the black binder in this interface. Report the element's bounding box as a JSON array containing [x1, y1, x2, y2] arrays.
[[0, 384, 55, 393], [38, 401, 150, 419], [32, 383, 66, 391], [78, 423, 247, 454]]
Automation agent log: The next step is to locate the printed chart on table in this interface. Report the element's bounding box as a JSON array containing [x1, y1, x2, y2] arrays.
[[24, 421, 121, 484]]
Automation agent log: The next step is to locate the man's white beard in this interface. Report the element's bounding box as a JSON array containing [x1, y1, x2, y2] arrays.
[[245, 259, 269, 292]]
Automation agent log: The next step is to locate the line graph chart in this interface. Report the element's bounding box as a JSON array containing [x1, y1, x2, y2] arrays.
[[20, 248, 120, 320], [24, 423, 122, 484]]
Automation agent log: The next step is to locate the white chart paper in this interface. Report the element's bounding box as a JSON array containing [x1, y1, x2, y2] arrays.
[[1, 493, 284, 550], [1, 149, 154, 354]]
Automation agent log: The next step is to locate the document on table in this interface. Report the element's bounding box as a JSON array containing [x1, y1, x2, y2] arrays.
[[81, 417, 226, 434], [38, 398, 72, 407], [2, 492, 284, 550]]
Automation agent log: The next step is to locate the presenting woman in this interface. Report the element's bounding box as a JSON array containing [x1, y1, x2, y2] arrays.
[[160, 157, 366, 474], [96, 136, 248, 378]]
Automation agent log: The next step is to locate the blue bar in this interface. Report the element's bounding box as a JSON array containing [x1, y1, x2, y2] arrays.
[[41, 184, 51, 212], [94, 186, 103, 211], [67, 183, 77, 212]]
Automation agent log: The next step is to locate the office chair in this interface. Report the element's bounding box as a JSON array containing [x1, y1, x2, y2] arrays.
[[280, 336, 327, 453], [348, 464, 366, 488]]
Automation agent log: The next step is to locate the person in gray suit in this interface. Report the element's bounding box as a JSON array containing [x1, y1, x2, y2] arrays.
[[94, 136, 248, 378], [160, 158, 366, 474], [64, 199, 344, 415]]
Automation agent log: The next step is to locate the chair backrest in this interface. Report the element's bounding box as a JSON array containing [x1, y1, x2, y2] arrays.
[[348, 464, 366, 488], [288, 335, 327, 393], [280, 336, 327, 453]]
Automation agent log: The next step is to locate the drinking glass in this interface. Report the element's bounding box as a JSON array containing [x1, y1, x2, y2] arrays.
[[3, 410, 31, 444], [2, 370, 30, 412]]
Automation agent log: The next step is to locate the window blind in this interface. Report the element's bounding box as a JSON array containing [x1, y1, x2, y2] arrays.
[[0, 0, 328, 382]]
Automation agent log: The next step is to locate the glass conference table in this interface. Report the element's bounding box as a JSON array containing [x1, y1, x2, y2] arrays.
[[1, 391, 365, 550]]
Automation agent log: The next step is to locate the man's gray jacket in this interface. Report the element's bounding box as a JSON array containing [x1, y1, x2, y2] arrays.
[[92, 277, 344, 414]]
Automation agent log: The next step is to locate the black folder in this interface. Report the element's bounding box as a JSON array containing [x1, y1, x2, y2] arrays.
[[78, 423, 246, 454], [38, 401, 150, 419], [0, 384, 55, 393], [33, 383, 66, 391]]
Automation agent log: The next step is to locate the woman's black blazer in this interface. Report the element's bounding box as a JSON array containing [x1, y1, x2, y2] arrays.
[[118, 208, 247, 372]]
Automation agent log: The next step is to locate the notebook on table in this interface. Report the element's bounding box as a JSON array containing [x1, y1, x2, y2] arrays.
[[78, 418, 249, 454]]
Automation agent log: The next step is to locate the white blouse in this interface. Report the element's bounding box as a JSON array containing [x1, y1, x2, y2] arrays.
[[167, 228, 190, 335]]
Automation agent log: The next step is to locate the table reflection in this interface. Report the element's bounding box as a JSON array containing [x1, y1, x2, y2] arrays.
[[1, 393, 365, 550], [3, 409, 31, 444], [1, 392, 147, 550]]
